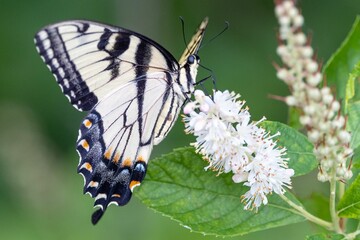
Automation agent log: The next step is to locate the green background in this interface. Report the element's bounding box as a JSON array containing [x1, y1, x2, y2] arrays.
[[0, 0, 358, 239]]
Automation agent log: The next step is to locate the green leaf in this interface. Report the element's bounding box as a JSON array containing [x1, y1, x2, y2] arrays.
[[287, 107, 303, 130], [345, 62, 360, 112], [353, 147, 360, 169], [135, 147, 305, 237], [261, 121, 317, 177], [305, 233, 344, 240], [337, 174, 360, 219], [348, 101, 360, 149], [323, 16, 360, 101]]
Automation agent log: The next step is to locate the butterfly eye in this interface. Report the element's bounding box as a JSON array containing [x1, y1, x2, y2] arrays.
[[187, 55, 196, 64]]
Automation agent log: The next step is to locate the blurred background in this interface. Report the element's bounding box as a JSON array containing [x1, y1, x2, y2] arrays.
[[0, 0, 359, 239]]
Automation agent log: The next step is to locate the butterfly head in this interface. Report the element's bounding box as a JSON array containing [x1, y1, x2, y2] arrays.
[[178, 54, 201, 96], [177, 18, 208, 97], [186, 54, 201, 88]]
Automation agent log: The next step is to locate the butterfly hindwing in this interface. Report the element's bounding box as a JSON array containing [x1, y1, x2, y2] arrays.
[[35, 18, 208, 224], [76, 73, 183, 224]]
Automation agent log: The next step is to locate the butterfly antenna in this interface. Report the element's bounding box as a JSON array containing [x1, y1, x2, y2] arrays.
[[198, 63, 217, 90], [197, 77, 211, 96], [179, 16, 190, 52], [199, 21, 229, 50]]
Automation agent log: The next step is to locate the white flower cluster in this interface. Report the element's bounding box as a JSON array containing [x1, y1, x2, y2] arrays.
[[275, 0, 353, 181], [183, 90, 294, 210]]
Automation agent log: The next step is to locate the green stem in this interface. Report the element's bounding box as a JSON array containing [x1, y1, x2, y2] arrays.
[[344, 229, 360, 240], [329, 158, 343, 233], [330, 170, 342, 233], [280, 194, 333, 231]]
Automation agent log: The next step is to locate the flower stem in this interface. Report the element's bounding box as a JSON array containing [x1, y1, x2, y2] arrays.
[[344, 229, 360, 240], [330, 177, 342, 233], [280, 194, 333, 231]]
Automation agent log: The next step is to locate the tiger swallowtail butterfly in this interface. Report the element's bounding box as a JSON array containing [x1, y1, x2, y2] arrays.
[[34, 17, 208, 224]]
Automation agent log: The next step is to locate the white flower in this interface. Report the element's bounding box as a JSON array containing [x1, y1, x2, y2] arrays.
[[183, 89, 294, 210]]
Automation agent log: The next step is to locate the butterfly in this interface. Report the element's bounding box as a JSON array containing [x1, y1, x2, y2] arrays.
[[34, 17, 208, 224]]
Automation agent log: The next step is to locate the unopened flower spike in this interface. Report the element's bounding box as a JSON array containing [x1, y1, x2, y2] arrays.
[[183, 89, 294, 210], [274, 0, 353, 182]]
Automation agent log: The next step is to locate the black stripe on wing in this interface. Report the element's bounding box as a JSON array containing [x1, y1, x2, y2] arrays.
[[97, 28, 131, 80], [34, 20, 180, 112], [135, 40, 151, 141], [34, 23, 98, 111]]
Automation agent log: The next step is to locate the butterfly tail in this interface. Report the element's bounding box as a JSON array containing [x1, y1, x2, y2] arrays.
[[90, 161, 147, 225], [92, 208, 105, 225]]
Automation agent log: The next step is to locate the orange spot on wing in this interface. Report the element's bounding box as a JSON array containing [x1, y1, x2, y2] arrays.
[[129, 180, 141, 192], [122, 157, 132, 167], [104, 148, 112, 160], [137, 155, 145, 162], [83, 119, 92, 128], [80, 140, 89, 151], [88, 181, 98, 187], [111, 194, 121, 198], [84, 162, 92, 172], [113, 152, 121, 164]]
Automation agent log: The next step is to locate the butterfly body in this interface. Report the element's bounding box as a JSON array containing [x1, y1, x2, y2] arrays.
[[34, 18, 208, 224]]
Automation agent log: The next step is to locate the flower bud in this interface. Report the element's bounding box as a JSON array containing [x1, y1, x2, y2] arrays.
[[304, 105, 316, 115], [331, 101, 340, 112], [308, 130, 320, 142], [325, 136, 337, 147], [317, 172, 329, 182], [299, 115, 311, 125], [285, 96, 297, 106], [338, 130, 351, 144], [276, 68, 289, 81], [307, 88, 321, 101], [183, 102, 196, 114], [275, 5, 285, 17], [279, 16, 291, 26], [276, 45, 288, 57], [321, 159, 333, 170], [336, 167, 346, 177], [288, 7, 298, 18], [283, 0, 294, 10], [344, 170, 353, 180], [322, 93, 334, 105], [194, 89, 205, 99], [343, 147, 353, 157], [293, 15, 304, 27], [295, 33, 307, 45], [200, 103, 210, 113], [301, 46, 313, 58], [332, 116, 345, 129], [307, 72, 322, 87], [321, 87, 331, 95], [306, 60, 318, 73]]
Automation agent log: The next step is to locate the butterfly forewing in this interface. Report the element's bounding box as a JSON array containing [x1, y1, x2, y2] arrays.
[[34, 18, 208, 224], [34, 21, 178, 111], [178, 17, 208, 66]]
